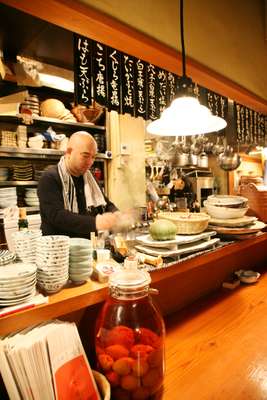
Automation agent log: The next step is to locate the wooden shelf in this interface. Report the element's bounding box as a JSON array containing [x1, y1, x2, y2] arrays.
[[0, 280, 108, 336], [0, 114, 105, 131], [1, 233, 267, 336], [0, 147, 111, 160]]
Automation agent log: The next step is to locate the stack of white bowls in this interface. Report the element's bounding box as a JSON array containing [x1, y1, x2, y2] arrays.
[[25, 188, 39, 208], [69, 238, 93, 284], [36, 235, 69, 294], [204, 195, 248, 219], [0, 187, 17, 209], [12, 230, 42, 264]]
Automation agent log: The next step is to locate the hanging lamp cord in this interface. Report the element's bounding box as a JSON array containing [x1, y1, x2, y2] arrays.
[[180, 0, 186, 77]]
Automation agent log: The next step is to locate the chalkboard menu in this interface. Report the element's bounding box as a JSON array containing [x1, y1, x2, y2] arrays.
[[134, 59, 147, 118], [73, 34, 92, 106], [107, 47, 121, 112], [121, 54, 135, 116], [73, 33, 266, 142], [92, 41, 108, 106]]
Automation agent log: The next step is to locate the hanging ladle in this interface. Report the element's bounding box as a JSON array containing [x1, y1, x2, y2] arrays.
[[218, 145, 241, 171]]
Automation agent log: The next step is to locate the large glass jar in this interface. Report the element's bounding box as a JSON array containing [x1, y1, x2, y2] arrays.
[[95, 262, 165, 400]]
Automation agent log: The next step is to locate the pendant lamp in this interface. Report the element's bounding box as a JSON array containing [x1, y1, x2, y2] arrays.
[[146, 0, 227, 136]]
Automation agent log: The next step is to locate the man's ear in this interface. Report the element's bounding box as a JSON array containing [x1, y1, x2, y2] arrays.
[[65, 147, 72, 155]]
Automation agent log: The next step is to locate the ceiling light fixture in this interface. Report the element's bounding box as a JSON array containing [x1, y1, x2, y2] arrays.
[[147, 0, 227, 137]]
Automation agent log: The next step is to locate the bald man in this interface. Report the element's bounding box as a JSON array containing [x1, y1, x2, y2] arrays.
[[37, 131, 119, 238]]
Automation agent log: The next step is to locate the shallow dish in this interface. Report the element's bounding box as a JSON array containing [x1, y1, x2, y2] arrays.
[[235, 270, 260, 284]]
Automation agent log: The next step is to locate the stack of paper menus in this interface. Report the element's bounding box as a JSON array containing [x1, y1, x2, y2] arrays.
[[0, 320, 101, 400]]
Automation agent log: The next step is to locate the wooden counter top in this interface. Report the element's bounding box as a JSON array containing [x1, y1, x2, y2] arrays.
[[160, 268, 267, 400], [1, 233, 267, 336]]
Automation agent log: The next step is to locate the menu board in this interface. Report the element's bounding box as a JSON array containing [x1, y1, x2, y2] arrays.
[[107, 47, 121, 112], [121, 53, 135, 116], [134, 59, 147, 118], [73, 34, 92, 106], [92, 41, 108, 106]]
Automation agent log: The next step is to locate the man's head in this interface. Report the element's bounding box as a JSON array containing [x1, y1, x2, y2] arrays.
[[65, 131, 97, 176]]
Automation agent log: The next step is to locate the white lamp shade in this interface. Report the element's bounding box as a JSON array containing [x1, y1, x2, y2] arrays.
[[147, 96, 227, 136]]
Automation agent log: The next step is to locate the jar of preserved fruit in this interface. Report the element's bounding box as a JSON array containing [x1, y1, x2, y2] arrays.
[[95, 259, 165, 399]]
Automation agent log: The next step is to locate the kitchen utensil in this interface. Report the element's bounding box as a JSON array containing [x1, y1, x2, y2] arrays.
[[197, 152, 209, 168], [212, 136, 225, 155], [218, 145, 241, 171]]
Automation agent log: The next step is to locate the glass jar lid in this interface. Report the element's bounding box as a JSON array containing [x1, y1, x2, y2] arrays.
[[109, 262, 151, 293]]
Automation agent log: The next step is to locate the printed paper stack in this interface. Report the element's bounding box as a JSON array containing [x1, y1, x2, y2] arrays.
[[0, 320, 101, 400]]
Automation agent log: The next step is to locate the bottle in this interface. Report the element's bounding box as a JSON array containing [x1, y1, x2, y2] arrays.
[[95, 257, 165, 399], [18, 207, 28, 231]]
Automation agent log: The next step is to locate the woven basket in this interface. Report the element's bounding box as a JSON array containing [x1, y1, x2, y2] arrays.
[[240, 183, 267, 222], [93, 370, 111, 400], [158, 212, 210, 235]]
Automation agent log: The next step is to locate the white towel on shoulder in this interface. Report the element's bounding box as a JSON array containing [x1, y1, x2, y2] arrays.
[[58, 156, 106, 213]]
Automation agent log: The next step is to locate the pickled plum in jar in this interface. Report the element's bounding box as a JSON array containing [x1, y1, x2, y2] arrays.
[[95, 265, 165, 399]]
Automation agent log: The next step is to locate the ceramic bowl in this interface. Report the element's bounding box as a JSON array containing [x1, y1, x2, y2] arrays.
[[69, 238, 91, 251], [69, 253, 92, 262], [204, 201, 248, 219]]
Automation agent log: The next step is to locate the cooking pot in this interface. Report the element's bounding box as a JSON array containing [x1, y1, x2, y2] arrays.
[[189, 152, 198, 166], [176, 152, 189, 166], [197, 152, 209, 168]]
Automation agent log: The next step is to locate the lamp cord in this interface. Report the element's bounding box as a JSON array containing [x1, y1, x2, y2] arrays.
[[180, 0, 186, 77]]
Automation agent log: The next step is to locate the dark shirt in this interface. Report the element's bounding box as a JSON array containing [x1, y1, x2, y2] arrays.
[[37, 165, 117, 238]]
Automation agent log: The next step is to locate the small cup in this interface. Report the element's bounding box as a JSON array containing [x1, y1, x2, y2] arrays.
[[96, 249, 110, 262]]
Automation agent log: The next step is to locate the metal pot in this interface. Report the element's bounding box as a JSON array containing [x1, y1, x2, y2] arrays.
[[176, 152, 189, 166], [197, 152, 209, 168], [189, 152, 198, 166]]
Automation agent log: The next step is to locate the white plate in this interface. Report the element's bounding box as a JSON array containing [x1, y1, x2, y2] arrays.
[[0, 263, 37, 280], [209, 220, 266, 235], [136, 231, 216, 249], [0, 292, 36, 306], [135, 238, 220, 257], [209, 216, 258, 227]]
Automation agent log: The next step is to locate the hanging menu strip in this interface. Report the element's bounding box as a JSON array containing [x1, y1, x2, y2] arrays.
[[92, 41, 108, 106], [121, 53, 135, 116], [73, 34, 92, 106], [107, 47, 121, 112], [158, 69, 168, 113], [147, 64, 158, 120], [134, 59, 147, 118]]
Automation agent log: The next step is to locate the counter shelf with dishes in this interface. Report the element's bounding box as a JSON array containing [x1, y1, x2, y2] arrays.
[[1, 232, 267, 337]]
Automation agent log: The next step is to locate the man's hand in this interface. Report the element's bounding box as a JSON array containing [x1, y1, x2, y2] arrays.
[[96, 212, 119, 231]]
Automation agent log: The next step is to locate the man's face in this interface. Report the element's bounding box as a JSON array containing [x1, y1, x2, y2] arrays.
[[67, 138, 97, 176]]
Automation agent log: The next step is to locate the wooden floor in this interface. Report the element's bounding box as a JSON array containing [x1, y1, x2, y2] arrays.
[[159, 268, 267, 400]]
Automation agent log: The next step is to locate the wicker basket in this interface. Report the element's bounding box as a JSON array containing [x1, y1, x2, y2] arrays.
[[157, 212, 210, 235], [240, 183, 267, 222], [93, 370, 111, 400]]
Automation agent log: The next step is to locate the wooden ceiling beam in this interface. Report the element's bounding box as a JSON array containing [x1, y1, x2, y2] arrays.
[[1, 0, 267, 114]]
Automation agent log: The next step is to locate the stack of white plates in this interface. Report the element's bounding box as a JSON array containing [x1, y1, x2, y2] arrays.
[[36, 235, 70, 294], [0, 262, 37, 306], [25, 188, 39, 207], [0, 187, 17, 209], [0, 167, 9, 182], [12, 230, 42, 264], [69, 238, 93, 284]]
